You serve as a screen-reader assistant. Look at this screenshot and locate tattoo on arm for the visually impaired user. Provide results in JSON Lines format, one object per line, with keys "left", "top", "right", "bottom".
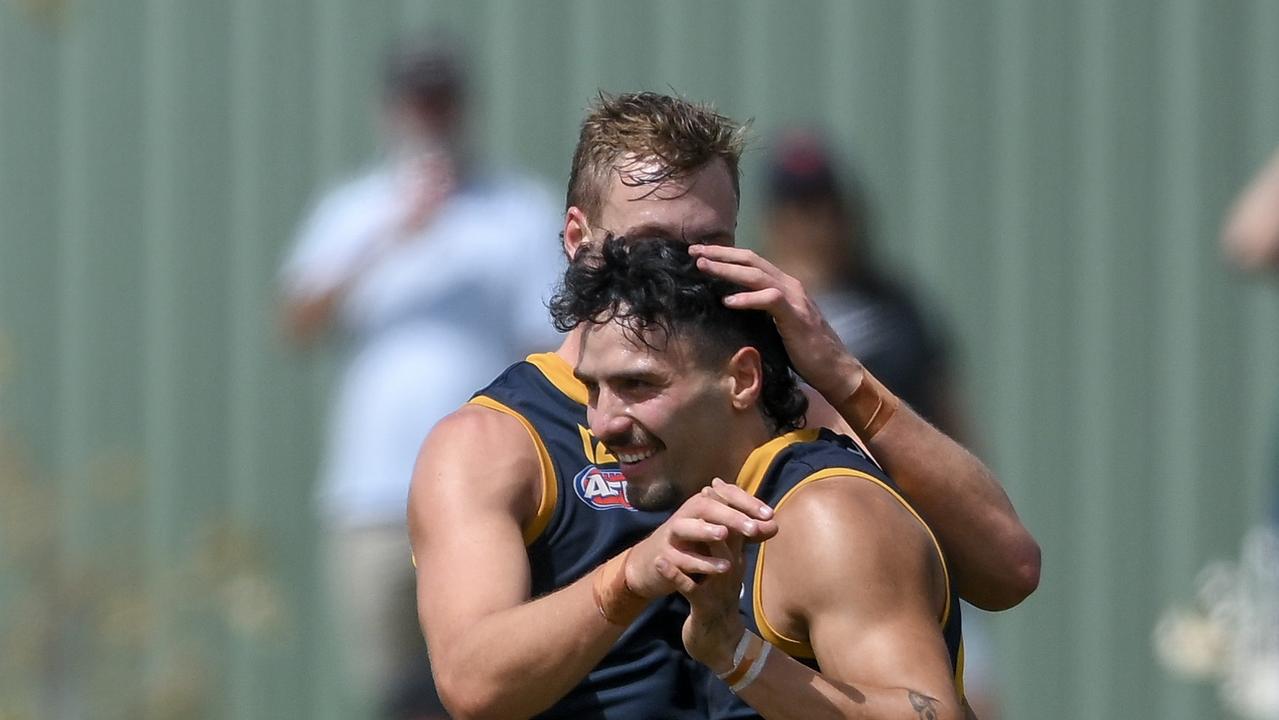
{"left": 908, "top": 690, "right": 939, "bottom": 720}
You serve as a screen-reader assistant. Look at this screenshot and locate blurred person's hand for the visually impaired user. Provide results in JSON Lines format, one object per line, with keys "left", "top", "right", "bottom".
{"left": 283, "top": 152, "right": 458, "bottom": 347}
{"left": 397, "top": 150, "right": 457, "bottom": 238}
{"left": 1223, "top": 149, "right": 1279, "bottom": 272}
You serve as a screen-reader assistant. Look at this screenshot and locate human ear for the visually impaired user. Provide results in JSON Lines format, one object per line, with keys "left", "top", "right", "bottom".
{"left": 563, "top": 206, "right": 594, "bottom": 261}
{"left": 725, "top": 347, "right": 764, "bottom": 411}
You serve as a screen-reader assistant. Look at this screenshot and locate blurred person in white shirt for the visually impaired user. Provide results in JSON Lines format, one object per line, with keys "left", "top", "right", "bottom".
{"left": 279, "top": 37, "right": 562, "bottom": 719}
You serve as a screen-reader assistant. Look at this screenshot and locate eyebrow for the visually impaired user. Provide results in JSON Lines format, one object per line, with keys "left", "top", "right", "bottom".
{"left": 574, "top": 366, "right": 665, "bottom": 387}
{"left": 619, "top": 223, "right": 733, "bottom": 245}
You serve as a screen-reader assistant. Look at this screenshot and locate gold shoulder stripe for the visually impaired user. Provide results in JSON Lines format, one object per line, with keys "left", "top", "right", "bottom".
{"left": 526, "top": 352, "right": 588, "bottom": 405}
{"left": 578, "top": 424, "right": 597, "bottom": 465}
{"left": 578, "top": 424, "right": 617, "bottom": 465}
{"left": 733, "top": 429, "right": 820, "bottom": 496}
{"left": 753, "top": 467, "right": 954, "bottom": 659}
{"left": 468, "top": 395, "right": 558, "bottom": 545}
{"left": 954, "top": 639, "right": 967, "bottom": 699}
{"left": 753, "top": 551, "right": 817, "bottom": 658}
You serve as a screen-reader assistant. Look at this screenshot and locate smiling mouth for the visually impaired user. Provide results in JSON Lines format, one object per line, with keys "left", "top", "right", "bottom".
{"left": 615, "top": 447, "right": 659, "bottom": 464}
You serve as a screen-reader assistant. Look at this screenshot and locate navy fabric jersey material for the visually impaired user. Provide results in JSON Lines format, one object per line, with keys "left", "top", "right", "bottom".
{"left": 470, "top": 352, "right": 707, "bottom": 720}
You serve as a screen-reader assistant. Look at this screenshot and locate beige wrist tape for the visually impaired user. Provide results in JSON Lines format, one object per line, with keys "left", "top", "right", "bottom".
{"left": 840, "top": 369, "right": 900, "bottom": 441}
{"left": 592, "top": 549, "right": 647, "bottom": 626}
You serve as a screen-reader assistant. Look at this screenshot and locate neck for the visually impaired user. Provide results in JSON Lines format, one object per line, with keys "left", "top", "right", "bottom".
{"left": 554, "top": 327, "right": 584, "bottom": 366}
{"left": 716, "top": 412, "right": 777, "bottom": 488}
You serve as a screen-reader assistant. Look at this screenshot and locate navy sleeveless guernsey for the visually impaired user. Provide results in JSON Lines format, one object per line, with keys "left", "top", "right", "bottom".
{"left": 704, "top": 428, "right": 965, "bottom": 720}
{"left": 470, "top": 352, "right": 707, "bottom": 720}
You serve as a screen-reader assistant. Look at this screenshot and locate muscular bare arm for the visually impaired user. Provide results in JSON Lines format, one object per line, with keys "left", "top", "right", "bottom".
{"left": 689, "top": 244, "right": 1040, "bottom": 610}
{"left": 411, "top": 405, "right": 777, "bottom": 719}
{"left": 842, "top": 386, "right": 1037, "bottom": 610}
{"left": 410, "top": 406, "right": 620, "bottom": 719}
{"left": 682, "top": 479, "right": 969, "bottom": 720}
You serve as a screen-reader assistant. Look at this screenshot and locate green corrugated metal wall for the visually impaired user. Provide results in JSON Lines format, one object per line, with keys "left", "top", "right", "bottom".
{"left": 1, "top": 1, "right": 1275, "bottom": 718}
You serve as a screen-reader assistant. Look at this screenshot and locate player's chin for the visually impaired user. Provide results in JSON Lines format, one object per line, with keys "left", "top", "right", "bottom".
{"left": 625, "top": 476, "right": 682, "bottom": 512}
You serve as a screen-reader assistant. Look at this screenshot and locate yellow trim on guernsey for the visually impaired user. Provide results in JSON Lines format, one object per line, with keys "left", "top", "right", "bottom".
{"left": 734, "top": 429, "right": 821, "bottom": 495}
{"left": 579, "top": 425, "right": 597, "bottom": 465}
{"left": 526, "top": 352, "right": 589, "bottom": 405}
{"left": 735, "top": 431, "right": 959, "bottom": 694}
{"left": 468, "top": 395, "right": 558, "bottom": 545}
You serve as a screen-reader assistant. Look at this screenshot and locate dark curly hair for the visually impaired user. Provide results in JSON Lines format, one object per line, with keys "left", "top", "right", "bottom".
{"left": 550, "top": 236, "right": 807, "bottom": 433}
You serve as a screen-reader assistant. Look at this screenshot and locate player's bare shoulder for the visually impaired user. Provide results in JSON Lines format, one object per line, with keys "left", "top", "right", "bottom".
{"left": 410, "top": 402, "right": 543, "bottom": 527}
{"left": 767, "top": 474, "right": 947, "bottom": 615}
{"left": 780, "top": 476, "right": 939, "bottom": 563}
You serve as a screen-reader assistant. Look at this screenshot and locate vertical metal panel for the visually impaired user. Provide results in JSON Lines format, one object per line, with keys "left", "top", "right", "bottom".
{"left": 1074, "top": 3, "right": 1118, "bottom": 717}
{"left": 1154, "top": 4, "right": 1212, "bottom": 716}
{"left": 0, "top": 7, "right": 63, "bottom": 719}
{"left": 2, "top": 2, "right": 1274, "bottom": 718}
{"left": 988, "top": 2, "right": 1043, "bottom": 716}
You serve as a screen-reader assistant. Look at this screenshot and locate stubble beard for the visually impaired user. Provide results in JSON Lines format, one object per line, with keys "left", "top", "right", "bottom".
{"left": 625, "top": 476, "right": 683, "bottom": 512}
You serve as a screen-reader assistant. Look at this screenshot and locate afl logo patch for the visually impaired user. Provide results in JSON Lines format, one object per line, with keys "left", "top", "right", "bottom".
{"left": 573, "top": 466, "right": 635, "bottom": 511}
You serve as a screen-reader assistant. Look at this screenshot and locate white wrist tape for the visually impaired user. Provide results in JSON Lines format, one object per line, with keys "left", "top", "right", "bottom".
{"left": 730, "top": 641, "right": 771, "bottom": 693}
{"left": 716, "top": 630, "right": 772, "bottom": 692}
{"left": 728, "top": 631, "right": 753, "bottom": 672}
{"left": 717, "top": 630, "right": 758, "bottom": 681}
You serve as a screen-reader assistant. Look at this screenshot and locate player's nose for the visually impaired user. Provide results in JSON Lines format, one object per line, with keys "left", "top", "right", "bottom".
{"left": 588, "top": 393, "right": 632, "bottom": 443}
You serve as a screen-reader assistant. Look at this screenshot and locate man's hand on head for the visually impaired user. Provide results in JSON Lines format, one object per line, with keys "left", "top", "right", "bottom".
{"left": 689, "top": 244, "right": 863, "bottom": 402}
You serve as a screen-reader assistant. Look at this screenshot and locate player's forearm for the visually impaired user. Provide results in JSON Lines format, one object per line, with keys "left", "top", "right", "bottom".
{"left": 727, "top": 649, "right": 965, "bottom": 720}
{"left": 429, "top": 573, "right": 631, "bottom": 720}
{"left": 867, "top": 406, "right": 1039, "bottom": 609}
{"left": 832, "top": 369, "right": 1040, "bottom": 610}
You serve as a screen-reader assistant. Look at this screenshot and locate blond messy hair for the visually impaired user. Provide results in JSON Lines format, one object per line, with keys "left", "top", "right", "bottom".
{"left": 566, "top": 91, "right": 748, "bottom": 223}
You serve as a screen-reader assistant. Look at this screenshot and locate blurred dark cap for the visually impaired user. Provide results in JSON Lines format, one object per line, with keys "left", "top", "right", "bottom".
{"left": 384, "top": 36, "right": 466, "bottom": 107}
{"left": 767, "top": 130, "right": 842, "bottom": 204}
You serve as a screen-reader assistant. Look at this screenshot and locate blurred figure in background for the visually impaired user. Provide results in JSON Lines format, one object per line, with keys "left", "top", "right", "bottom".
{"left": 1152, "top": 148, "right": 1279, "bottom": 720}
{"left": 1223, "top": 145, "right": 1279, "bottom": 533}
{"left": 278, "top": 37, "right": 563, "bottom": 719}
{"left": 1171, "top": 148, "right": 1279, "bottom": 720}
{"left": 1224, "top": 147, "right": 1279, "bottom": 276}
{"left": 761, "top": 129, "right": 1001, "bottom": 718}
{"left": 762, "top": 131, "right": 960, "bottom": 433}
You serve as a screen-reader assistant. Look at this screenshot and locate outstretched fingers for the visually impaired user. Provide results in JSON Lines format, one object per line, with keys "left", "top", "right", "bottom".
{"left": 689, "top": 243, "right": 783, "bottom": 275}
{"left": 693, "top": 255, "right": 777, "bottom": 289}
{"left": 653, "top": 540, "right": 729, "bottom": 594}
{"left": 631, "top": 479, "right": 778, "bottom": 598}
{"left": 688, "top": 481, "right": 777, "bottom": 542}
